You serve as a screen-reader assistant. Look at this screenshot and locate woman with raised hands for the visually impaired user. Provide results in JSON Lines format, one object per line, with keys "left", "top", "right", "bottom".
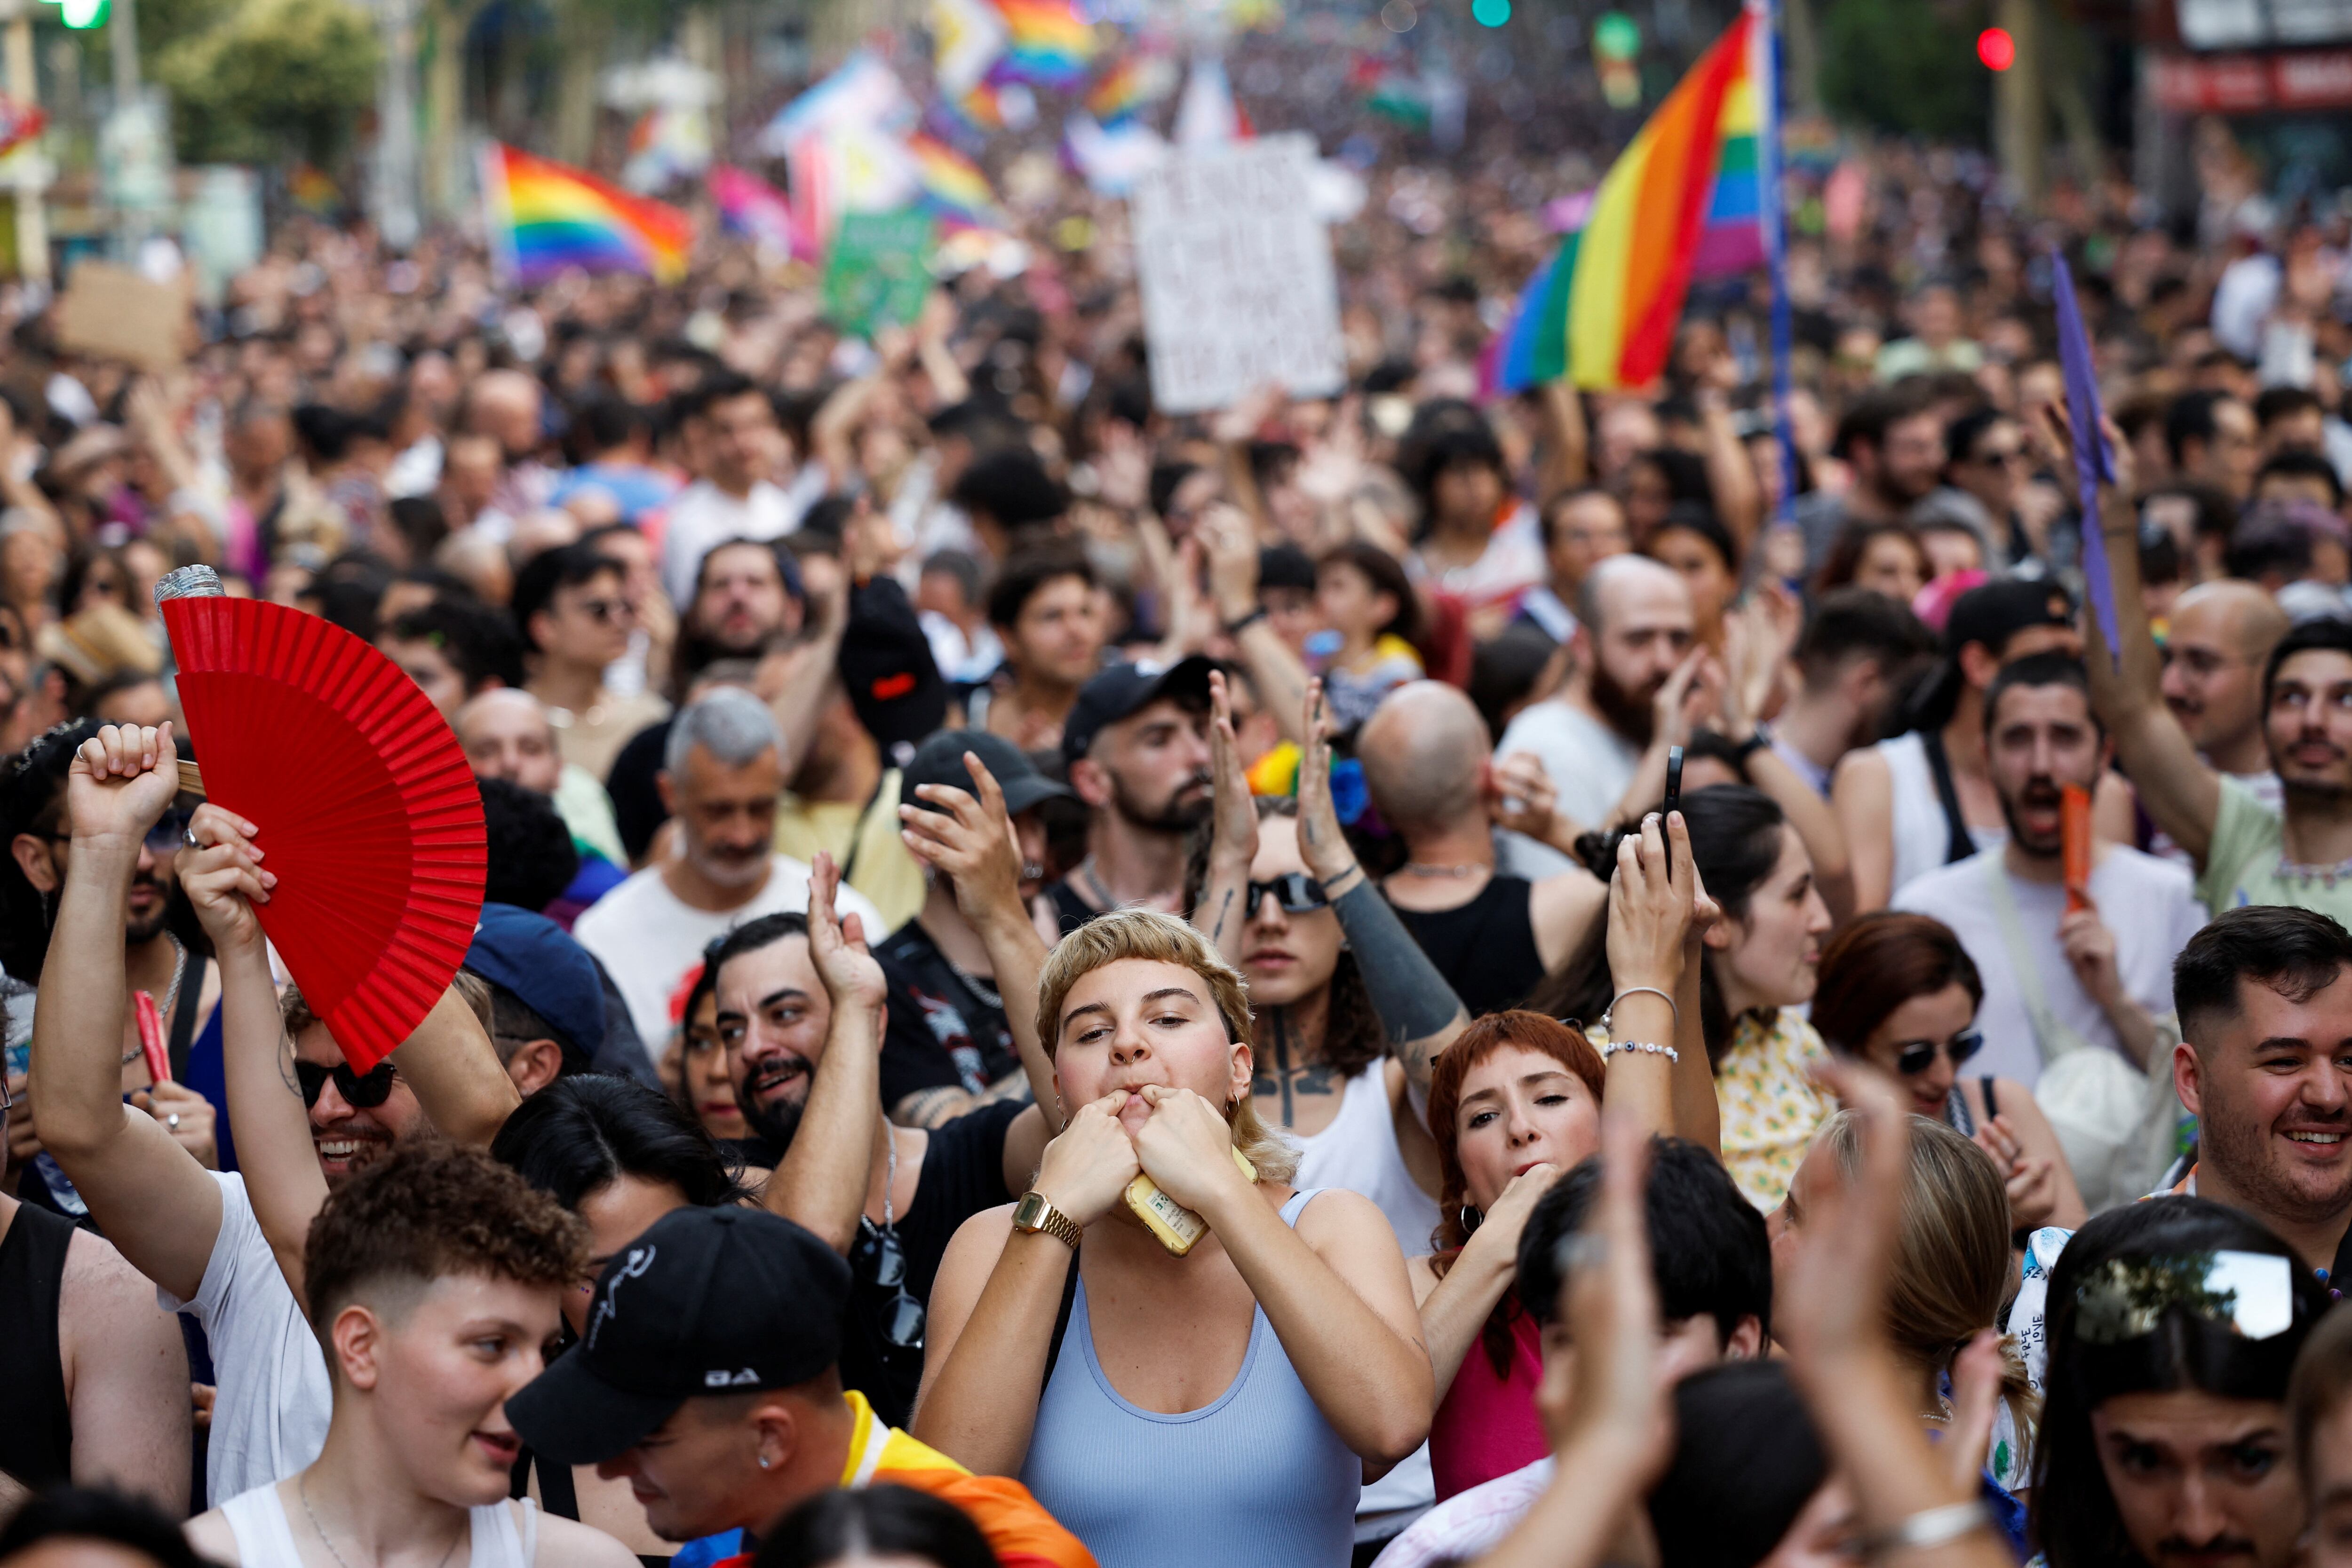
{"left": 910, "top": 902, "right": 1432, "bottom": 1568}
{"left": 1407, "top": 801, "right": 1713, "bottom": 1501}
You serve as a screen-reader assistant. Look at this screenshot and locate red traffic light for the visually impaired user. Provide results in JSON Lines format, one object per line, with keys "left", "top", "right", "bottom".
{"left": 1977, "top": 26, "right": 2016, "bottom": 69}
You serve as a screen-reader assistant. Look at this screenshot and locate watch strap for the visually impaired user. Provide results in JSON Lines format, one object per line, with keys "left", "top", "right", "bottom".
{"left": 1015, "top": 1191, "right": 1083, "bottom": 1249}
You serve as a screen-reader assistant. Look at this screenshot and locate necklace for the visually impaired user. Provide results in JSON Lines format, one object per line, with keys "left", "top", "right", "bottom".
{"left": 2276, "top": 849, "right": 2352, "bottom": 888}
{"left": 121, "top": 935, "right": 189, "bottom": 1067}
{"left": 1077, "top": 857, "right": 1117, "bottom": 911}
{"left": 938, "top": 952, "right": 1002, "bottom": 1012}
{"left": 1401, "top": 861, "right": 1489, "bottom": 878}
{"left": 299, "top": 1473, "right": 463, "bottom": 1568}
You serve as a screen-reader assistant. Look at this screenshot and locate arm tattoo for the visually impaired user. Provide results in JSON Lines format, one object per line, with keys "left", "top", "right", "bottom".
{"left": 894, "top": 1085, "right": 973, "bottom": 1129}
{"left": 1329, "top": 880, "right": 1466, "bottom": 1047}
{"left": 276, "top": 1035, "right": 302, "bottom": 1101}
{"left": 1208, "top": 888, "right": 1235, "bottom": 948}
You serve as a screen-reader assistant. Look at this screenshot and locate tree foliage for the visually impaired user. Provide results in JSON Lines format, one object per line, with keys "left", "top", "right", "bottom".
{"left": 152, "top": 0, "right": 380, "bottom": 165}
{"left": 1818, "top": 0, "right": 1991, "bottom": 144}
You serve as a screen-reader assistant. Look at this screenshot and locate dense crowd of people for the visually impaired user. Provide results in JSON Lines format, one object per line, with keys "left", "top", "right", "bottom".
{"left": 0, "top": 45, "right": 2347, "bottom": 1568}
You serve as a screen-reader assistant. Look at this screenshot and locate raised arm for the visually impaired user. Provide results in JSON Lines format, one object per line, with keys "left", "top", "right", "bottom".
{"left": 763, "top": 853, "right": 888, "bottom": 1256}
{"left": 1201, "top": 506, "right": 1310, "bottom": 745}
{"left": 1193, "top": 670, "right": 1259, "bottom": 968}
{"left": 183, "top": 803, "right": 321, "bottom": 1302}
{"left": 1831, "top": 746, "right": 1899, "bottom": 914}
{"left": 392, "top": 987, "right": 523, "bottom": 1149}
{"left": 1136, "top": 1087, "right": 1432, "bottom": 1465}
{"left": 29, "top": 724, "right": 223, "bottom": 1305}
{"left": 1295, "top": 681, "right": 1466, "bottom": 1109}
{"left": 893, "top": 751, "right": 1057, "bottom": 1175}
{"left": 911, "top": 1092, "right": 1142, "bottom": 1474}
{"left": 1596, "top": 812, "right": 1700, "bottom": 1141}
{"left": 1535, "top": 381, "right": 1590, "bottom": 501}
{"left": 2042, "top": 404, "right": 2221, "bottom": 863}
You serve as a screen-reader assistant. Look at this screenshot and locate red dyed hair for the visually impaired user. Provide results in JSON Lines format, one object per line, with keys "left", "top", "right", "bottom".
{"left": 1426, "top": 1010, "right": 1606, "bottom": 1256}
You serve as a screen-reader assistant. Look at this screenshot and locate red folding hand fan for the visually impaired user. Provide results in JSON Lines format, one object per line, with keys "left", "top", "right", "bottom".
{"left": 157, "top": 567, "right": 486, "bottom": 1071}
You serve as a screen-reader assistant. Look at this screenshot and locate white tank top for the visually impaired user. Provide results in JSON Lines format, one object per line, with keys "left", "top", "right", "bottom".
{"left": 1878, "top": 731, "right": 2002, "bottom": 901}
{"left": 220, "top": 1485, "right": 540, "bottom": 1568}
{"left": 1292, "top": 1059, "right": 1442, "bottom": 1257}
{"left": 1288, "top": 1059, "right": 1441, "bottom": 1525}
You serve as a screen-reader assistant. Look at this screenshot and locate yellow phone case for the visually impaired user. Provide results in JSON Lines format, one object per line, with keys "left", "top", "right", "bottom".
{"left": 1124, "top": 1147, "right": 1258, "bottom": 1256}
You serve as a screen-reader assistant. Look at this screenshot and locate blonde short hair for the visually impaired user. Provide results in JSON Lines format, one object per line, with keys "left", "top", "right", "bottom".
{"left": 1034, "top": 908, "right": 1297, "bottom": 1183}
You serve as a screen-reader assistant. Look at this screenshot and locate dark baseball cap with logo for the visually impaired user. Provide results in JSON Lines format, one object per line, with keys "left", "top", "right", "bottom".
{"left": 902, "top": 728, "right": 1071, "bottom": 818}
{"left": 1058, "top": 654, "right": 1217, "bottom": 768}
{"left": 1944, "top": 578, "right": 2075, "bottom": 659}
{"left": 506, "top": 1206, "right": 850, "bottom": 1466}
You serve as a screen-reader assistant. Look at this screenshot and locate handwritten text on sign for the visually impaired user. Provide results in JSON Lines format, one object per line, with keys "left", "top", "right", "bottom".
{"left": 1129, "top": 135, "right": 1345, "bottom": 415}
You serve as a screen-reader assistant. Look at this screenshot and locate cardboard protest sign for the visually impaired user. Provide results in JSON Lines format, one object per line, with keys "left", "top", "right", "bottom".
{"left": 1128, "top": 133, "right": 1345, "bottom": 415}
{"left": 56, "top": 261, "right": 190, "bottom": 372}
{"left": 821, "top": 210, "right": 937, "bottom": 340}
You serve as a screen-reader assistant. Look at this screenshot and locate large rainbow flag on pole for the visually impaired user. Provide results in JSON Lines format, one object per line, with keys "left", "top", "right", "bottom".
{"left": 1487, "top": 7, "right": 1767, "bottom": 393}
{"left": 482, "top": 144, "right": 693, "bottom": 285}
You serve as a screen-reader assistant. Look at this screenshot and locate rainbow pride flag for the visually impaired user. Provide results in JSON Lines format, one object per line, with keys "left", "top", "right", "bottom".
{"left": 992, "top": 0, "right": 1096, "bottom": 87}
{"left": 483, "top": 144, "right": 692, "bottom": 285}
{"left": 1086, "top": 54, "right": 1163, "bottom": 121}
{"left": 709, "top": 164, "right": 800, "bottom": 258}
{"left": 1486, "top": 8, "right": 1766, "bottom": 393}
{"left": 907, "top": 133, "right": 1006, "bottom": 230}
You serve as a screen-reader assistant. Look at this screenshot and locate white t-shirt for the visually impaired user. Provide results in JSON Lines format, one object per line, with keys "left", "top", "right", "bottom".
{"left": 157, "top": 1173, "right": 332, "bottom": 1504}
{"left": 573, "top": 855, "right": 886, "bottom": 1051}
{"left": 1409, "top": 503, "right": 1546, "bottom": 613}
{"left": 1371, "top": 1455, "right": 1554, "bottom": 1568}
{"left": 1496, "top": 699, "right": 1643, "bottom": 837}
{"left": 658, "top": 479, "right": 806, "bottom": 607}
{"left": 1890, "top": 845, "right": 2205, "bottom": 1089}
{"left": 1873, "top": 730, "right": 2004, "bottom": 903}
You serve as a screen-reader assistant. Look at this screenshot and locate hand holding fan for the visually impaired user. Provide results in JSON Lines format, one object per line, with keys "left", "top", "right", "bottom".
{"left": 156, "top": 567, "right": 486, "bottom": 1071}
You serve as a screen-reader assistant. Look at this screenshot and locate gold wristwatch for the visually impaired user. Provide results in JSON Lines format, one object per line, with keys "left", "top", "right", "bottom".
{"left": 1011, "top": 1190, "right": 1083, "bottom": 1250}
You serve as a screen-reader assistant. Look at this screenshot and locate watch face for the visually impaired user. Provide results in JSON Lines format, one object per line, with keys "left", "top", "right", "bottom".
{"left": 1013, "top": 1193, "right": 1049, "bottom": 1229}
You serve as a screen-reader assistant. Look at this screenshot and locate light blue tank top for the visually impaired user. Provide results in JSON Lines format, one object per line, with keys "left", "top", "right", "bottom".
{"left": 1019, "top": 1188, "right": 1361, "bottom": 1568}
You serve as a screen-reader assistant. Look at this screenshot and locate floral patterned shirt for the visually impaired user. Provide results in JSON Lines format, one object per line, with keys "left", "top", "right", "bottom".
{"left": 1715, "top": 1009, "right": 1836, "bottom": 1212}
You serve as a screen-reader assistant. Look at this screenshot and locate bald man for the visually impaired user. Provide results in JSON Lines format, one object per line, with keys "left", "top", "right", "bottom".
{"left": 1360, "top": 682, "right": 1605, "bottom": 1017}
{"left": 2162, "top": 581, "right": 2289, "bottom": 780}
{"left": 1496, "top": 554, "right": 1701, "bottom": 831}
{"left": 457, "top": 689, "right": 628, "bottom": 871}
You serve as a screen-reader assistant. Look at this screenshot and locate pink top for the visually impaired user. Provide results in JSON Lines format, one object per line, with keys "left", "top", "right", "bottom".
{"left": 1428, "top": 1304, "right": 1546, "bottom": 1502}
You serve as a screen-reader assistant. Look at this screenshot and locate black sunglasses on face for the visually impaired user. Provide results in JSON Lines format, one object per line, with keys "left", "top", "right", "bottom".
{"left": 1893, "top": 1029, "right": 1984, "bottom": 1077}
{"left": 1247, "top": 873, "right": 1328, "bottom": 914}
{"left": 294, "top": 1059, "right": 399, "bottom": 1110}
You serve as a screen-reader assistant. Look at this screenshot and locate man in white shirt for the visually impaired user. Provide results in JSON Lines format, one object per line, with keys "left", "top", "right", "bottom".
{"left": 574, "top": 688, "right": 881, "bottom": 1048}
{"left": 1891, "top": 655, "right": 2203, "bottom": 1093}
{"left": 660, "top": 374, "right": 806, "bottom": 606}
{"left": 1496, "top": 554, "right": 1699, "bottom": 834}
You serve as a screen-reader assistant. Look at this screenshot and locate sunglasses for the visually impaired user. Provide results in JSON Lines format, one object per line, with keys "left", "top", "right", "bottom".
{"left": 854, "top": 1218, "right": 926, "bottom": 1351}
{"left": 1892, "top": 1029, "right": 1984, "bottom": 1077}
{"left": 294, "top": 1059, "right": 399, "bottom": 1110}
{"left": 1246, "top": 873, "right": 1328, "bottom": 914}
{"left": 2074, "top": 1250, "right": 2296, "bottom": 1345}
{"left": 146, "top": 809, "right": 191, "bottom": 854}
{"left": 572, "top": 597, "right": 630, "bottom": 624}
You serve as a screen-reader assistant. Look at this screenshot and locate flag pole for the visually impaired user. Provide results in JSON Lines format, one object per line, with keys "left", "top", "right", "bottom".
{"left": 1754, "top": 0, "right": 1798, "bottom": 528}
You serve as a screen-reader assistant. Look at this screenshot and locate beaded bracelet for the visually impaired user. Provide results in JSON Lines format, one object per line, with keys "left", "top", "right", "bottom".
{"left": 1599, "top": 1040, "right": 1679, "bottom": 1064}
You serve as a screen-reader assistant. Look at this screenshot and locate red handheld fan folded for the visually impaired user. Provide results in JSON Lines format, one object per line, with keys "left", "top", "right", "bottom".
{"left": 158, "top": 567, "right": 485, "bottom": 1071}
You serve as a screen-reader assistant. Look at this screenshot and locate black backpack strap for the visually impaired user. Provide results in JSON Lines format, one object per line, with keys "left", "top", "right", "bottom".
{"left": 167, "top": 955, "right": 207, "bottom": 1082}
{"left": 1041, "top": 1246, "right": 1081, "bottom": 1389}
{"left": 1919, "top": 729, "right": 1978, "bottom": 865}
{"left": 509, "top": 1449, "right": 580, "bottom": 1520}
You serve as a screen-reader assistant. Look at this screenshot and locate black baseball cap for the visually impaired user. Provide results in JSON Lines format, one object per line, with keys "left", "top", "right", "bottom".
{"left": 505, "top": 1206, "right": 850, "bottom": 1466}
{"left": 1059, "top": 654, "right": 1216, "bottom": 767}
{"left": 1944, "top": 578, "right": 2075, "bottom": 658}
{"left": 839, "top": 578, "right": 949, "bottom": 770}
{"left": 903, "top": 728, "right": 1071, "bottom": 818}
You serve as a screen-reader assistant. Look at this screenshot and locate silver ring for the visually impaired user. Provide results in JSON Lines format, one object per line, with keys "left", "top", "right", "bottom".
{"left": 166, "top": 1112, "right": 181, "bottom": 1130}
{"left": 182, "top": 827, "right": 199, "bottom": 849}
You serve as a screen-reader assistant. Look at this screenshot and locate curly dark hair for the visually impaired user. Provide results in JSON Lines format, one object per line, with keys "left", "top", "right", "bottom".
{"left": 1181, "top": 797, "right": 1384, "bottom": 1080}
{"left": 0, "top": 719, "right": 95, "bottom": 983}
{"left": 303, "top": 1140, "right": 587, "bottom": 1339}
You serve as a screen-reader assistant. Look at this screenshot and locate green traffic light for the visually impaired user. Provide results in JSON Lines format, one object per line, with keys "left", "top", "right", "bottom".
{"left": 50, "top": 0, "right": 109, "bottom": 27}
{"left": 1593, "top": 10, "right": 1640, "bottom": 59}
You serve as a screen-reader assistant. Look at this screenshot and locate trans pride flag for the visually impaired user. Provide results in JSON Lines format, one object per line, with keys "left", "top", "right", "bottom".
{"left": 1486, "top": 8, "right": 1767, "bottom": 393}
{"left": 482, "top": 144, "right": 692, "bottom": 286}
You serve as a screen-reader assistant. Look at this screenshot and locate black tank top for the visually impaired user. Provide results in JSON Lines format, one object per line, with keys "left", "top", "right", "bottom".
{"left": 1044, "top": 879, "right": 1105, "bottom": 938}
{"left": 0, "top": 1200, "right": 75, "bottom": 1489}
{"left": 1389, "top": 876, "right": 1546, "bottom": 1020}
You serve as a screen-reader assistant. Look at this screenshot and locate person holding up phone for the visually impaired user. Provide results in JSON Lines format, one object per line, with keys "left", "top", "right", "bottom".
{"left": 911, "top": 901, "right": 1433, "bottom": 1568}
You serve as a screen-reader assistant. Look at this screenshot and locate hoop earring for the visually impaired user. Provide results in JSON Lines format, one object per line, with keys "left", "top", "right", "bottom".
{"left": 1460, "top": 1205, "right": 1482, "bottom": 1235}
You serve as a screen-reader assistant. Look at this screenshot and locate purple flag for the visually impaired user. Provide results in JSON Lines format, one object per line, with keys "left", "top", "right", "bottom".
{"left": 2050, "top": 247, "right": 2120, "bottom": 667}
